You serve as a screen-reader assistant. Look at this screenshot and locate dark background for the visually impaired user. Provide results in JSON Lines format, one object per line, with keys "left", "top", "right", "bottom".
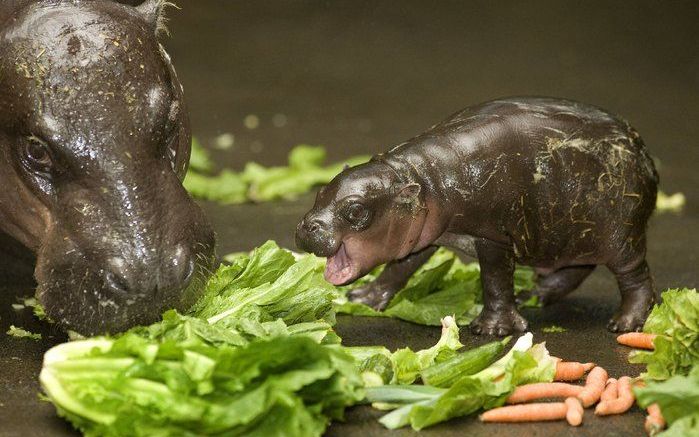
{"left": 1, "top": 1, "right": 698, "bottom": 436}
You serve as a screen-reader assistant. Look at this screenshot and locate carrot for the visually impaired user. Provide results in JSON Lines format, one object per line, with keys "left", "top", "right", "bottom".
{"left": 480, "top": 403, "right": 568, "bottom": 423}
{"left": 645, "top": 403, "right": 665, "bottom": 435}
{"left": 595, "top": 376, "right": 635, "bottom": 415}
{"left": 578, "top": 366, "right": 608, "bottom": 407}
{"left": 555, "top": 361, "right": 596, "bottom": 381}
{"left": 507, "top": 382, "right": 584, "bottom": 404}
{"left": 582, "top": 362, "right": 595, "bottom": 372}
{"left": 617, "top": 332, "right": 656, "bottom": 350}
{"left": 600, "top": 378, "right": 618, "bottom": 402}
{"left": 565, "top": 397, "right": 584, "bottom": 426}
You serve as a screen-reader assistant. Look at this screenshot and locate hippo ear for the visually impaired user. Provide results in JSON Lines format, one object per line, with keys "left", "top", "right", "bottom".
{"left": 135, "top": 0, "right": 176, "bottom": 35}
{"left": 395, "top": 183, "right": 421, "bottom": 204}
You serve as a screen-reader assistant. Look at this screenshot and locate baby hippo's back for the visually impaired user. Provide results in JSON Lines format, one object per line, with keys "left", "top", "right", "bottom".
{"left": 402, "top": 97, "right": 659, "bottom": 268}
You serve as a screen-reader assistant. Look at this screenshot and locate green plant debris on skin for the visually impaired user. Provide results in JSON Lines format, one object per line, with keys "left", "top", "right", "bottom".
{"left": 335, "top": 248, "right": 539, "bottom": 326}
{"left": 542, "top": 325, "right": 567, "bottom": 333}
{"left": 656, "top": 191, "right": 686, "bottom": 213}
{"left": 7, "top": 325, "right": 41, "bottom": 340}
{"left": 184, "top": 140, "right": 370, "bottom": 204}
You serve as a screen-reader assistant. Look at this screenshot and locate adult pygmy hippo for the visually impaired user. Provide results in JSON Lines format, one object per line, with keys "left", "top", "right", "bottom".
{"left": 0, "top": 0, "right": 215, "bottom": 335}
{"left": 297, "top": 97, "right": 658, "bottom": 335}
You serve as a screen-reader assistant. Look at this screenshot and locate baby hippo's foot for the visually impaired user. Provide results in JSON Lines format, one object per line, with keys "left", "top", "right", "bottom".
{"left": 608, "top": 289, "right": 656, "bottom": 332}
{"left": 470, "top": 308, "right": 529, "bottom": 336}
{"left": 347, "top": 283, "right": 397, "bottom": 311}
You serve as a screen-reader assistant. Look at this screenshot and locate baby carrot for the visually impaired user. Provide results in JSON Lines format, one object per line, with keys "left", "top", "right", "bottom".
{"left": 555, "top": 361, "right": 596, "bottom": 381}
{"left": 595, "top": 376, "right": 635, "bottom": 415}
{"left": 565, "top": 397, "right": 584, "bottom": 426}
{"left": 578, "top": 366, "right": 608, "bottom": 407}
{"left": 617, "top": 332, "right": 656, "bottom": 350}
{"left": 480, "top": 403, "right": 567, "bottom": 423}
{"left": 600, "top": 378, "right": 618, "bottom": 402}
{"left": 507, "top": 382, "right": 584, "bottom": 404}
{"left": 645, "top": 403, "right": 665, "bottom": 435}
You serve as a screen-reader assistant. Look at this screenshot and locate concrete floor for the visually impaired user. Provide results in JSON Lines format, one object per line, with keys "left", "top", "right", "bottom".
{"left": 1, "top": 1, "right": 698, "bottom": 436}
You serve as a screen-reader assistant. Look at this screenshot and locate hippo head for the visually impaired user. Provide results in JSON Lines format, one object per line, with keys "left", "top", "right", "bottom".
{"left": 296, "top": 160, "right": 429, "bottom": 285}
{"left": 0, "top": 0, "right": 215, "bottom": 334}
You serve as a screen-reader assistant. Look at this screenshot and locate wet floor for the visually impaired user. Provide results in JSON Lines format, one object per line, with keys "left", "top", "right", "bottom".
{"left": 1, "top": 1, "right": 698, "bottom": 436}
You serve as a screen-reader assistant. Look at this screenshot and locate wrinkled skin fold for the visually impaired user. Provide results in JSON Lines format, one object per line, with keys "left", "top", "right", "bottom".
{"left": 0, "top": 0, "right": 216, "bottom": 335}
{"left": 297, "top": 97, "right": 658, "bottom": 335}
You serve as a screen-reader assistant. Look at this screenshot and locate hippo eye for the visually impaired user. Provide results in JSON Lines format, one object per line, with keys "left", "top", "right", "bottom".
{"left": 344, "top": 202, "right": 370, "bottom": 226}
{"left": 22, "top": 136, "right": 53, "bottom": 174}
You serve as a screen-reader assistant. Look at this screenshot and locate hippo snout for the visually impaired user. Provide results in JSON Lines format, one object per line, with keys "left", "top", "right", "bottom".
{"left": 103, "top": 243, "right": 196, "bottom": 299}
{"left": 296, "top": 216, "right": 338, "bottom": 257}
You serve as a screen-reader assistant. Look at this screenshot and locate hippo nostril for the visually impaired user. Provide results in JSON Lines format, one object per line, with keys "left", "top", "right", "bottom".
{"left": 169, "top": 243, "right": 195, "bottom": 286}
{"left": 182, "top": 259, "right": 196, "bottom": 283}
{"left": 306, "top": 219, "right": 322, "bottom": 234}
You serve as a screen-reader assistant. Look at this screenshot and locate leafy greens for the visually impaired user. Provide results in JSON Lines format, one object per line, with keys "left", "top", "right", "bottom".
{"left": 184, "top": 141, "right": 369, "bottom": 204}
{"left": 629, "top": 288, "right": 699, "bottom": 380}
{"left": 336, "top": 248, "right": 538, "bottom": 326}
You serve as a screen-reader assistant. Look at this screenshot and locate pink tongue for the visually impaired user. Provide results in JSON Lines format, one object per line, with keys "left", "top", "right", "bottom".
{"left": 324, "top": 244, "right": 357, "bottom": 285}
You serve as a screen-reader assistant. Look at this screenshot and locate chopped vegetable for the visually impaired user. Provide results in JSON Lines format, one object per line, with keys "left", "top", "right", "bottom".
{"left": 336, "top": 248, "right": 539, "bottom": 326}
{"left": 345, "top": 315, "right": 464, "bottom": 385}
{"left": 635, "top": 366, "right": 699, "bottom": 436}
{"left": 364, "top": 333, "right": 558, "bottom": 430}
{"left": 420, "top": 338, "right": 508, "bottom": 388}
{"left": 565, "top": 397, "right": 584, "bottom": 426}
{"left": 656, "top": 191, "right": 686, "bottom": 213}
{"left": 506, "top": 382, "right": 583, "bottom": 404}
{"left": 577, "top": 366, "right": 608, "bottom": 407}
{"left": 645, "top": 403, "right": 665, "bottom": 436}
{"left": 595, "top": 376, "right": 635, "bottom": 415}
{"left": 618, "top": 332, "right": 657, "bottom": 350}
{"left": 601, "top": 378, "right": 619, "bottom": 402}
{"left": 480, "top": 402, "right": 568, "bottom": 423}
{"left": 184, "top": 142, "right": 369, "bottom": 204}
{"left": 554, "top": 361, "right": 595, "bottom": 381}
{"left": 629, "top": 288, "right": 699, "bottom": 380}
{"left": 7, "top": 325, "right": 41, "bottom": 340}
{"left": 542, "top": 325, "right": 566, "bottom": 333}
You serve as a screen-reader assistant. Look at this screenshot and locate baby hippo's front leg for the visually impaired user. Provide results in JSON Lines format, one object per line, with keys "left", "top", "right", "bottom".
{"left": 471, "top": 239, "right": 528, "bottom": 336}
{"left": 348, "top": 246, "right": 438, "bottom": 310}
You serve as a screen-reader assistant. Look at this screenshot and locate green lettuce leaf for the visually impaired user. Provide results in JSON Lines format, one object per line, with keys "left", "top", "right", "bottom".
{"left": 635, "top": 365, "right": 699, "bottom": 436}
{"left": 336, "top": 248, "right": 538, "bottom": 326}
{"left": 343, "top": 315, "right": 463, "bottom": 386}
{"left": 366, "top": 333, "right": 557, "bottom": 430}
{"left": 41, "top": 332, "right": 364, "bottom": 437}
{"left": 629, "top": 288, "right": 699, "bottom": 380}
{"left": 184, "top": 143, "right": 369, "bottom": 204}
{"left": 191, "top": 241, "right": 340, "bottom": 330}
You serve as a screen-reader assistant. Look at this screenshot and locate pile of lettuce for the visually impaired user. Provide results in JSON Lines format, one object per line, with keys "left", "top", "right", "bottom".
{"left": 41, "top": 242, "right": 557, "bottom": 436}
{"left": 184, "top": 140, "right": 369, "bottom": 204}
{"left": 630, "top": 288, "right": 699, "bottom": 380}
{"left": 336, "top": 248, "right": 538, "bottom": 326}
{"left": 629, "top": 288, "right": 699, "bottom": 436}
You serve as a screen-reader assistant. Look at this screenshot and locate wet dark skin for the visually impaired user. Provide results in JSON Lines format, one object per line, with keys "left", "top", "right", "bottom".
{"left": 297, "top": 97, "right": 658, "bottom": 335}
{"left": 0, "top": 0, "right": 215, "bottom": 335}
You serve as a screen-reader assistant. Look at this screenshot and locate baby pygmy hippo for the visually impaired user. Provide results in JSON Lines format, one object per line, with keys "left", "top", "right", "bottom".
{"left": 296, "top": 97, "right": 659, "bottom": 335}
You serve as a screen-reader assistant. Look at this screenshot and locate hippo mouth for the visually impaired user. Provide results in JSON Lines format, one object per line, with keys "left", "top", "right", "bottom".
{"left": 324, "top": 243, "right": 360, "bottom": 286}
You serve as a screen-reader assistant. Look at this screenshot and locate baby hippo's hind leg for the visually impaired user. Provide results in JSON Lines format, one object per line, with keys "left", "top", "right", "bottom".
{"left": 347, "top": 246, "right": 438, "bottom": 310}
{"left": 607, "top": 243, "right": 657, "bottom": 332}
{"left": 517, "top": 265, "right": 596, "bottom": 306}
